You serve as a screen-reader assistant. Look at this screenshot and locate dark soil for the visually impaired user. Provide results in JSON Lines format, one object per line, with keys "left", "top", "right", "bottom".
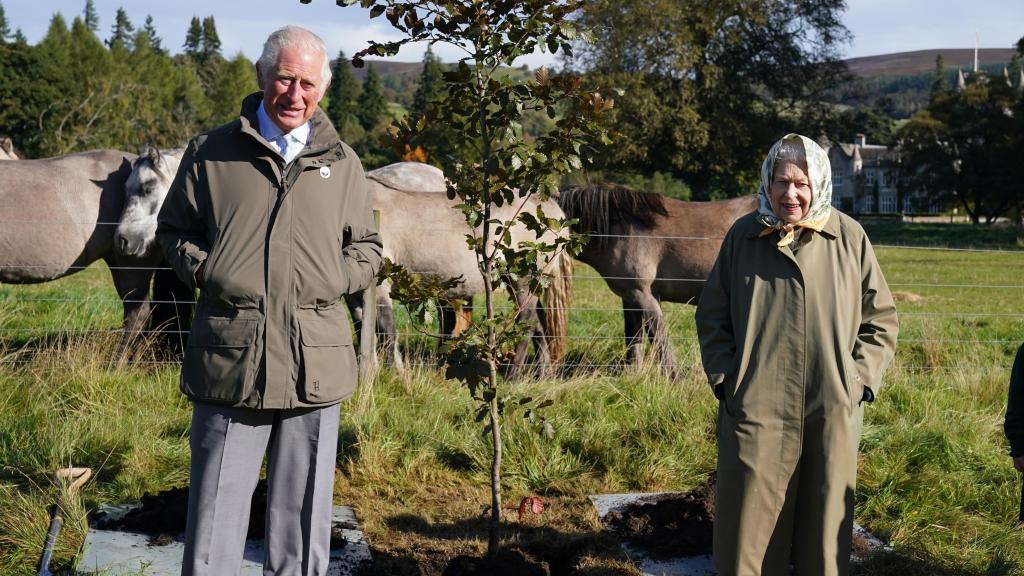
{"left": 603, "top": 475, "right": 716, "bottom": 559}
{"left": 443, "top": 548, "right": 550, "bottom": 576}
{"left": 602, "top": 474, "right": 884, "bottom": 561}
{"left": 91, "top": 480, "right": 349, "bottom": 548}
{"left": 851, "top": 532, "right": 872, "bottom": 555}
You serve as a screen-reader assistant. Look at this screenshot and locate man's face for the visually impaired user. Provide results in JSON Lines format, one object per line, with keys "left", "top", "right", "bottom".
{"left": 258, "top": 44, "right": 326, "bottom": 132}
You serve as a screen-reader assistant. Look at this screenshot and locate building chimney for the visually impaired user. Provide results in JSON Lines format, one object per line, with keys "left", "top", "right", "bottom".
{"left": 854, "top": 133, "right": 866, "bottom": 147}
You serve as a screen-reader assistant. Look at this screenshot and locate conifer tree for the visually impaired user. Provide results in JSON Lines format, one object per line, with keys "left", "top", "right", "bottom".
{"left": 143, "top": 15, "right": 162, "bottom": 53}
{"left": 11, "top": 28, "right": 25, "bottom": 45}
{"left": 410, "top": 46, "right": 444, "bottom": 118}
{"left": 409, "top": 46, "right": 450, "bottom": 162}
{"left": 0, "top": 1, "right": 10, "bottom": 42}
{"left": 326, "top": 50, "right": 360, "bottom": 134}
{"left": 83, "top": 0, "right": 99, "bottom": 33}
{"left": 183, "top": 16, "right": 202, "bottom": 57}
{"left": 107, "top": 7, "right": 135, "bottom": 50}
{"left": 200, "top": 16, "right": 221, "bottom": 62}
{"left": 357, "top": 63, "right": 387, "bottom": 130}
{"left": 39, "top": 13, "right": 71, "bottom": 66}
{"left": 930, "top": 54, "right": 946, "bottom": 102}
{"left": 209, "top": 53, "right": 257, "bottom": 126}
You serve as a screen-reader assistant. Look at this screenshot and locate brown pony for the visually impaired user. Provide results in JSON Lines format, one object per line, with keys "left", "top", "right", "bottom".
{"left": 557, "top": 184, "right": 756, "bottom": 376}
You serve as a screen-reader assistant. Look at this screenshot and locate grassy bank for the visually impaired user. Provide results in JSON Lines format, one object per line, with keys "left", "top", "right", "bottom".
{"left": 1, "top": 221, "right": 1022, "bottom": 574}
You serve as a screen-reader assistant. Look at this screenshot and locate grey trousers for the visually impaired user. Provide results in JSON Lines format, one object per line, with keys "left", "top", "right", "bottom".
{"left": 182, "top": 402, "right": 341, "bottom": 576}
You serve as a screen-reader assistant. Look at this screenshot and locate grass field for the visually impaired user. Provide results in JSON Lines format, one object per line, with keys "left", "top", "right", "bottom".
{"left": 1, "top": 222, "right": 1022, "bottom": 575}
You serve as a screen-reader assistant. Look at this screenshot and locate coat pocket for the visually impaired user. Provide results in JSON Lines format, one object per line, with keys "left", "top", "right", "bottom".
{"left": 181, "top": 311, "right": 258, "bottom": 404}
{"left": 296, "top": 306, "right": 356, "bottom": 404}
{"left": 840, "top": 353, "right": 864, "bottom": 410}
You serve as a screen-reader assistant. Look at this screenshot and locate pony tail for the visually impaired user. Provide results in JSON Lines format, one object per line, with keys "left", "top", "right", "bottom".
{"left": 541, "top": 250, "right": 573, "bottom": 363}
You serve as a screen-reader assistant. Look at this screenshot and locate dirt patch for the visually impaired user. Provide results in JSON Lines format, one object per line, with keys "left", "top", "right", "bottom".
{"left": 92, "top": 480, "right": 349, "bottom": 548}
{"left": 892, "top": 291, "right": 924, "bottom": 303}
{"left": 444, "top": 548, "right": 550, "bottom": 576}
{"left": 603, "top": 475, "right": 716, "bottom": 559}
{"left": 851, "top": 532, "right": 873, "bottom": 555}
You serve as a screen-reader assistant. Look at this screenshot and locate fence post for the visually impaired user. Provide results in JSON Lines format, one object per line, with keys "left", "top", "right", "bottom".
{"left": 358, "top": 209, "right": 381, "bottom": 385}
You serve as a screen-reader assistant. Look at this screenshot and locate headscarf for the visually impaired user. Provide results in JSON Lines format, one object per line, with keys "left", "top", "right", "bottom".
{"left": 756, "top": 134, "right": 833, "bottom": 247}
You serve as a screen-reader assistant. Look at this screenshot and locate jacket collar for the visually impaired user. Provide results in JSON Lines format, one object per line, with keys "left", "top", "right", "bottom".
{"left": 238, "top": 92, "right": 346, "bottom": 166}
{"left": 745, "top": 209, "right": 840, "bottom": 240}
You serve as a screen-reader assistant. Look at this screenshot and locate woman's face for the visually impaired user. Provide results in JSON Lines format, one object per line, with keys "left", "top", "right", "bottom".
{"left": 770, "top": 160, "right": 812, "bottom": 224}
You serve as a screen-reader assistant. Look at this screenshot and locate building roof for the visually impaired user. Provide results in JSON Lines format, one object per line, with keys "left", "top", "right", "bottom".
{"left": 829, "top": 142, "right": 898, "bottom": 168}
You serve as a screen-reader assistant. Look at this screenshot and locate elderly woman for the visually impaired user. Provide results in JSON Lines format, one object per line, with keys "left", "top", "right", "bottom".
{"left": 695, "top": 134, "right": 899, "bottom": 576}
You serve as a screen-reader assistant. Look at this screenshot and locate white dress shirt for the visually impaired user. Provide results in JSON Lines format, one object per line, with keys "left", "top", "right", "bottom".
{"left": 257, "top": 102, "right": 310, "bottom": 164}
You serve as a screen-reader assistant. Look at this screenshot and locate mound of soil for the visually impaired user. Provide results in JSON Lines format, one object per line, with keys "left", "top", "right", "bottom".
{"left": 91, "top": 480, "right": 350, "bottom": 548}
{"left": 603, "top": 475, "right": 716, "bottom": 558}
{"left": 443, "top": 548, "right": 549, "bottom": 576}
{"left": 93, "top": 481, "right": 269, "bottom": 541}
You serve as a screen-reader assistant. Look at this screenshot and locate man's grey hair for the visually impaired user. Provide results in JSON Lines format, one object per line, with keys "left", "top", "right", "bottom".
{"left": 257, "top": 26, "right": 332, "bottom": 92}
{"left": 774, "top": 136, "right": 807, "bottom": 169}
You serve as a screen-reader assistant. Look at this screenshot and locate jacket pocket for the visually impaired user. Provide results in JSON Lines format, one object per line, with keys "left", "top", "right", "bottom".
{"left": 181, "top": 310, "right": 258, "bottom": 404}
{"left": 200, "top": 227, "right": 223, "bottom": 287}
{"left": 841, "top": 353, "right": 863, "bottom": 410}
{"left": 296, "top": 305, "right": 356, "bottom": 404}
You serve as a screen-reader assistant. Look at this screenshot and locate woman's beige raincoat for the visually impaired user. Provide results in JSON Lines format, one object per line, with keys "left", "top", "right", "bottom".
{"left": 695, "top": 135, "right": 898, "bottom": 576}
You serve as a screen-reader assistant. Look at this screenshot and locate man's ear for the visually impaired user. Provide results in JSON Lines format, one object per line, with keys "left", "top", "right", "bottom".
{"left": 255, "top": 64, "right": 265, "bottom": 90}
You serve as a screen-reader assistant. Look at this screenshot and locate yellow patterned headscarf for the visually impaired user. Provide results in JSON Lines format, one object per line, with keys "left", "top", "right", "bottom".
{"left": 756, "top": 134, "right": 833, "bottom": 247}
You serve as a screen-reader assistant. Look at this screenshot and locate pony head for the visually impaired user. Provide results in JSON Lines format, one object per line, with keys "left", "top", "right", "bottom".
{"left": 115, "top": 145, "right": 182, "bottom": 257}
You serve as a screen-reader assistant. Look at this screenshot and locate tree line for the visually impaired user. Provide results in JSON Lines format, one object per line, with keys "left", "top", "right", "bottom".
{"left": 0, "top": 0, "right": 406, "bottom": 165}
{"left": 0, "top": 1, "right": 1021, "bottom": 222}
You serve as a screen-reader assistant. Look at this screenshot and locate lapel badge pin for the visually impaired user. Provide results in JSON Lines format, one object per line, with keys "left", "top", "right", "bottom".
{"left": 320, "top": 166, "right": 331, "bottom": 179}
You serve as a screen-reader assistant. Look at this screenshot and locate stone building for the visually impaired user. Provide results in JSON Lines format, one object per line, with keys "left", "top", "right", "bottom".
{"left": 826, "top": 134, "right": 915, "bottom": 214}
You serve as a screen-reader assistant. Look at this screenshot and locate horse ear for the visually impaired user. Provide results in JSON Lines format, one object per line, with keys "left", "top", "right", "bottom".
{"left": 146, "top": 145, "right": 161, "bottom": 164}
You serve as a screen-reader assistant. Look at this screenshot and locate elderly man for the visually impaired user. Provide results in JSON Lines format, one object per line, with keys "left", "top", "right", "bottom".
{"left": 156, "top": 26, "right": 382, "bottom": 575}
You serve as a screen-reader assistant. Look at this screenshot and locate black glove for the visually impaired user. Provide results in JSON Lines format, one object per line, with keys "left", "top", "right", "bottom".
{"left": 714, "top": 384, "right": 724, "bottom": 400}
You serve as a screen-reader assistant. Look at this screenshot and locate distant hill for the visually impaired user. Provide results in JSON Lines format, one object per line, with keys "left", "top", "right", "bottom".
{"left": 832, "top": 48, "right": 1022, "bottom": 118}
{"left": 844, "top": 48, "right": 1018, "bottom": 77}
{"left": 331, "top": 58, "right": 533, "bottom": 107}
{"left": 346, "top": 60, "right": 424, "bottom": 81}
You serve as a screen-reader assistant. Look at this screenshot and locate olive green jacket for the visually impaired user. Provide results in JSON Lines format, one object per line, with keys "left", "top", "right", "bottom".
{"left": 156, "top": 93, "right": 383, "bottom": 409}
{"left": 696, "top": 210, "right": 899, "bottom": 418}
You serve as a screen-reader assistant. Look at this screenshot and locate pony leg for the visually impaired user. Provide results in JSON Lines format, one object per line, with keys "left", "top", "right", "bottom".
{"left": 376, "top": 291, "right": 403, "bottom": 371}
{"left": 622, "top": 300, "right": 646, "bottom": 366}
{"left": 107, "top": 258, "right": 155, "bottom": 364}
{"left": 639, "top": 295, "right": 676, "bottom": 379}
{"left": 343, "top": 291, "right": 364, "bottom": 335}
{"left": 150, "top": 263, "right": 194, "bottom": 357}
{"left": 508, "top": 290, "right": 546, "bottom": 381}
{"left": 451, "top": 297, "right": 473, "bottom": 337}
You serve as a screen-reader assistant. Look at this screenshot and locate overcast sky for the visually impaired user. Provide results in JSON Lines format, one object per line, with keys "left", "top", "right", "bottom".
{"left": 5, "top": 1, "right": 1022, "bottom": 67}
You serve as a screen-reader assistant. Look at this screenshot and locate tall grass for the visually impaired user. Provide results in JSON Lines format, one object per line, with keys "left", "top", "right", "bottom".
{"left": 1, "top": 224, "right": 1023, "bottom": 574}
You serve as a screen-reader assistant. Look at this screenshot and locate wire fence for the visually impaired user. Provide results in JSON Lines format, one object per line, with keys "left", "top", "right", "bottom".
{"left": 2, "top": 239, "right": 1022, "bottom": 371}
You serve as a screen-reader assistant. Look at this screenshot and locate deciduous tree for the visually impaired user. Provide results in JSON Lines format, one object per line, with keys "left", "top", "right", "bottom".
{"left": 570, "top": 0, "right": 849, "bottom": 197}
{"left": 312, "top": 0, "right": 611, "bottom": 559}
{"left": 898, "top": 71, "right": 1024, "bottom": 224}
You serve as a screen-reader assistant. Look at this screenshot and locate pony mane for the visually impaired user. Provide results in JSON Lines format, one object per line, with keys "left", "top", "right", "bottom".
{"left": 556, "top": 184, "right": 669, "bottom": 242}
